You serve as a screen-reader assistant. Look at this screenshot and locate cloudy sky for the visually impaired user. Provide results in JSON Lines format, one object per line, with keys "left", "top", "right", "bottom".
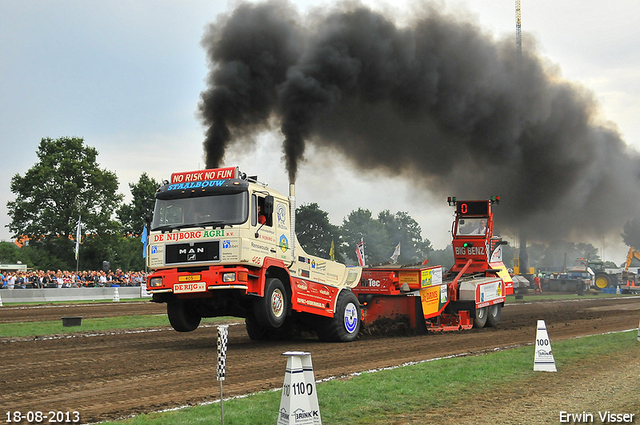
{"left": 1, "top": 1, "right": 639, "bottom": 263}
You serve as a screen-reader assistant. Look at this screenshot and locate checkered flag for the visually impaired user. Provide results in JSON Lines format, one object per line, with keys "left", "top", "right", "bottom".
{"left": 216, "top": 325, "right": 229, "bottom": 381}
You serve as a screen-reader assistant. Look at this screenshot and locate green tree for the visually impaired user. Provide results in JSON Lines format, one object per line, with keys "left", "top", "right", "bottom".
{"left": 296, "top": 203, "right": 343, "bottom": 262}
{"left": 7, "top": 137, "right": 122, "bottom": 270}
{"left": 117, "top": 172, "right": 160, "bottom": 237}
{"left": 341, "top": 209, "right": 390, "bottom": 265}
{"left": 378, "top": 210, "right": 433, "bottom": 264}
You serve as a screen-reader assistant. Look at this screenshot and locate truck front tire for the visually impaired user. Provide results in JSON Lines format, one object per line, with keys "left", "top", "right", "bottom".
{"left": 317, "top": 290, "right": 361, "bottom": 342}
{"left": 254, "top": 278, "right": 288, "bottom": 328}
{"left": 167, "top": 300, "right": 201, "bottom": 332}
{"left": 245, "top": 314, "right": 271, "bottom": 340}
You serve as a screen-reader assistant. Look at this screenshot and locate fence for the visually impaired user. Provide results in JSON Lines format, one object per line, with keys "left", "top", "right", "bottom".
{"left": 0, "top": 287, "right": 150, "bottom": 303}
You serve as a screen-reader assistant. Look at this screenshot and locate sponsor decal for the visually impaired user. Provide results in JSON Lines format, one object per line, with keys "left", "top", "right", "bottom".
{"left": 222, "top": 240, "right": 231, "bottom": 249}
{"left": 151, "top": 245, "right": 158, "bottom": 254}
{"left": 251, "top": 242, "right": 270, "bottom": 251}
{"left": 203, "top": 229, "right": 225, "bottom": 238}
{"left": 297, "top": 298, "right": 325, "bottom": 308}
{"left": 174, "top": 282, "right": 206, "bottom": 293}
{"left": 297, "top": 282, "right": 308, "bottom": 291}
{"left": 344, "top": 302, "right": 358, "bottom": 333}
{"left": 279, "top": 234, "right": 289, "bottom": 253}
{"left": 420, "top": 284, "right": 446, "bottom": 316}
{"left": 152, "top": 229, "right": 226, "bottom": 242}
{"left": 166, "top": 180, "right": 226, "bottom": 191}
{"left": 277, "top": 203, "right": 288, "bottom": 226}
{"left": 478, "top": 281, "right": 503, "bottom": 304}
{"left": 319, "top": 287, "right": 330, "bottom": 296}
{"left": 455, "top": 246, "right": 485, "bottom": 256}
{"left": 292, "top": 408, "right": 320, "bottom": 421}
{"left": 300, "top": 269, "right": 310, "bottom": 278}
{"left": 170, "top": 167, "right": 236, "bottom": 184}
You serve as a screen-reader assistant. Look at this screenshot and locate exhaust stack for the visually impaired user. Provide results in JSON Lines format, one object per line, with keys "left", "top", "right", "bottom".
{"left": 289, "top": 183, "right": 296, "bottom": 262}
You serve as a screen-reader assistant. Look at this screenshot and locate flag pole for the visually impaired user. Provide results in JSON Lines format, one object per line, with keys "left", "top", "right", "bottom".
{"left": 75, "top": 216, "right": 81, "bottom": 274}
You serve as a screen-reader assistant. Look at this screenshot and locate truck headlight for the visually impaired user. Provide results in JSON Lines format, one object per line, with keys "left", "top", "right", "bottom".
{"left": 222, "top": 272, "right": 236, "bottom": 282}
{"left": 149, "top": 277, "right": 163, "bottom": 287}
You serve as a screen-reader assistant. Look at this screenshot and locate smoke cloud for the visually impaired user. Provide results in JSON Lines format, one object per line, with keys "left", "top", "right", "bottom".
{"left": 198, "top": 1, "right": 640, "bottom": 242}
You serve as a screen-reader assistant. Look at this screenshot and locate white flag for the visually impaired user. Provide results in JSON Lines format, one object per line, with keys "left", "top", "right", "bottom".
{"left": 356, "top": 239, "right": 365, "bottom": 266}
{"left": 390, "top": 242, "right": 401, "bottom": 263}
{"left": 74, "top": 217, "right": 82, "bottom": 260}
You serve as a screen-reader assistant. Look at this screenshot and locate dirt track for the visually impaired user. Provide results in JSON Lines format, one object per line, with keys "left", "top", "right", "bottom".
{"left": 1, "top": 296, "right": 639, "bottom": 424}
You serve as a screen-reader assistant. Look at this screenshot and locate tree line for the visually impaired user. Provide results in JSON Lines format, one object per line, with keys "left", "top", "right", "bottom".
{"left": 3, "top": 137, "right": 637, "bottom": 272}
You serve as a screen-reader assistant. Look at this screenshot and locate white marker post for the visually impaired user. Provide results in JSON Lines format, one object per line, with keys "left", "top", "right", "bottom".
{"left": 534, "top": 320, "right": 557, "bottom": 372}
{"left": 637, "top": 319, "right": 639, "bottom": 342}
{"left": 277, "top": 351, "right": 322, "bottom": 425}
{"left": 113, "top": 287, "right": 120, "bottom": 302}
{"left": 0, "top": 291, "right": 3, "bottom": 307}
{"left": 216, "top": 325, "right": 229, "bottom": 425}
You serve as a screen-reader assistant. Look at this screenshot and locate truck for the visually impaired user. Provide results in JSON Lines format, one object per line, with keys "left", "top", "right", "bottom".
{"left": 353, "top": 197, "right": 513, "bottom": 332}
{"left": 145, "top": 166, "right": 362, "bottom": 342}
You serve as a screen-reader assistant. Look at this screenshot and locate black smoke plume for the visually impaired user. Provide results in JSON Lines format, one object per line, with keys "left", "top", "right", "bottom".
{"left": 199, "top": 1, "right": 640, "bottom": 242}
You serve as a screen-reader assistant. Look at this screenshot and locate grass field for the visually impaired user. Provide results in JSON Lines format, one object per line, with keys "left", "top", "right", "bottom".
{"left": 99, "top": 330, "right": 639, "bottom": 425}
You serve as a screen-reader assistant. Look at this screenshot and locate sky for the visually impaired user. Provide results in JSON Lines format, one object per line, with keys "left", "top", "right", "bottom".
{"left": 1, "top": 0, "right": 639, "bottom": 264}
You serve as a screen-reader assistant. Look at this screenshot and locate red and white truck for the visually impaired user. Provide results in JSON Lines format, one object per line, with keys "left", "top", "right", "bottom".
{"left": 145, "top": 166, "right": 362, "bottom": 341}
{"left": 145, "top": 166, "right": 511, "bottom": 341}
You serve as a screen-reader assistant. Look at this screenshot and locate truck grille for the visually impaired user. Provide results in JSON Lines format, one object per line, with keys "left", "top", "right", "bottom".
{"left": 165, "top": 241, "right": 220, "bottom": 265}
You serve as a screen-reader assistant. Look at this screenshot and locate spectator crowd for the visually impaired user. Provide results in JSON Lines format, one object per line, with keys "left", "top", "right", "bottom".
{"left": 0, "top": 269, "right": 147, "bottom": 289}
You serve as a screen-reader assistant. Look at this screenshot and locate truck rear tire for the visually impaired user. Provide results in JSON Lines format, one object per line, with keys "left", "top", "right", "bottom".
{"left": 473, "top": 307, "right": 488, "bottom": 328}
{"left": 167, "top": 300, "right": 201, "bottom": 332}
{"left": 316, "top": 290, "right": 360, "bottom": 342}
{"left": 254, "top": 278, "right": 288, "bottom": 328}
{"left": 486, "top": 304, "right": 501, "bottom": 327}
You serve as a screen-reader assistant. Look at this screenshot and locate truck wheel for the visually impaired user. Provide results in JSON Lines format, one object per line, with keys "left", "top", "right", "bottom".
{"left": 254, "top": 278, "right": 288, "bottom": 328}
{"left": 486, "top": 304, "right": 501, "bottom": 327}
{"left": 245, "top": 314, "right": 271, "bottom": 340}
{"left": 167, "top": 300, "right": 201, "bottom": 332}
{"left": 473, "top": 307, "right": 488, "bottom": 328}
{"left": 317, "top": 290, "right": 361, "bottom": 342}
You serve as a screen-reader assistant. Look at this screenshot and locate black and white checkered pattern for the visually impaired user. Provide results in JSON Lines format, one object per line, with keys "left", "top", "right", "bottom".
{"left": 216, "top": 325, "right": 229, "bottom": 381}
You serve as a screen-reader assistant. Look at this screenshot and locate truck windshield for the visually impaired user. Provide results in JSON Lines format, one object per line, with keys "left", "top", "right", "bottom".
{"left": 456, "top": 217, "right": 488, "bottom": 236}
{"left": 151, "top": 192, "right": 248, "bottom": 230}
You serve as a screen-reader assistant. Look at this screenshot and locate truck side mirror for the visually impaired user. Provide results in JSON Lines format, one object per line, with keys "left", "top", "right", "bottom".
{"left": 263, "top": 195, "right": 274, "bottom": 215}
{"left": 145, "top": 211, "right": 153, "bottom": 225}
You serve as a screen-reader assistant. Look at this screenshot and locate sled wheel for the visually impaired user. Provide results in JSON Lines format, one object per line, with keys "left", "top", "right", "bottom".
{"left": 486, "top": 304, "right": 501, "bottom": 327}
{"left": 254, "top": 278, "right": 288, "bottom": 328}
{"left": 317, "top": 290, "right": 361, "bottom": 342}
{"left": 473, "top": 306, "right": 488, "bottom": 328}
{"left": 167, "top": 300, "right": 201, "bottom": 332}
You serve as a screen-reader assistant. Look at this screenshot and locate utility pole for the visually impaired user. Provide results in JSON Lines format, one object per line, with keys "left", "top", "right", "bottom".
{"left": 516, "top": 0, "right": 522, "bottom": 67}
